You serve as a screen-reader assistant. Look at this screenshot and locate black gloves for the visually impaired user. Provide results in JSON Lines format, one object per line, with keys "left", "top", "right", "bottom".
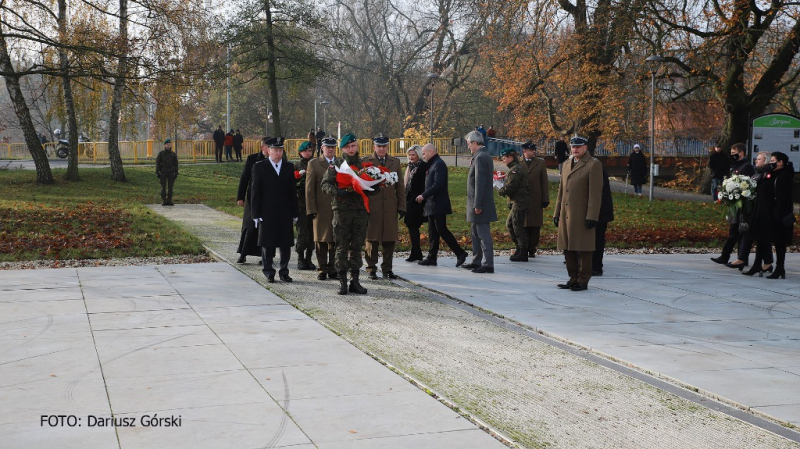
{"left": 398, "top": 210, "right": 406, "bottom": 219}
{"left": 156, "top": 172, "right": 161, "bottom": 178}
{"left": 586, "top": 219, "right": 598, "bottom": 229}
{"left": 308, "top": 213, "right": 317, "bottom": 220}
{"left": 553, "top": 217, "right": 559, "bottom": 227}
{"left": 542, "top": 202, "right": 549, "bottom": 209}
{"left": 336, "top": 188, "right": 352, "bottom": 198}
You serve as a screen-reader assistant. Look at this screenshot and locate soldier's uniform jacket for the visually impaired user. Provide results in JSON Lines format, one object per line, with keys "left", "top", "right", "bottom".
{"left": 554, "top": 154, "right": 603, "bottom": 251}
{"left": 523, "top": 156, "right": 549, "bottom": 227}
{"left": 294, "top": 156, "right": 312, "bottom": 212}
{"left": 156, "top": 149, "right": 178, "bottom": 177}
{"left": 321, "top": 154, "right": 379, "bottom": 212}
{"left": 498, "top": 160, "right": 530, "bottom": 211}
{"left": 362, "top": 153, "right": 406, "bottom": 242}
{"left": 306, "top": 155, "right": 342, "bottom": 242}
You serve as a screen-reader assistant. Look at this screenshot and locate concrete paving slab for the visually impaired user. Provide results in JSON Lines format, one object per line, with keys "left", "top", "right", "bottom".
{"left": 83, "top": 294, "right": 191, "bottom": 314}
{"left": 193, "top": 303, "right": 309, "bottom": 325}
{"left": 87, "top": 308, "right": 205, "bottom": 331}
{"left": 314, "top": 428, "right": 503, "bottom": 449}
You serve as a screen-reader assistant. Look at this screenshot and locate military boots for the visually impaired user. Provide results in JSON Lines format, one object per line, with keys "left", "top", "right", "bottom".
{"left": 348, "top": 270, "right": 368, "bottom": 294}
{"left": 305, "top": 250, "right": 316, "bottom": 270}
{"left": 510, "top": 247, "right": 528, "bottom": 262}
{"left": 297, "top": 252, "right": 310, "bottom": 270}
{"left": 337, "top": 271, "right": 348, "bottom": 295}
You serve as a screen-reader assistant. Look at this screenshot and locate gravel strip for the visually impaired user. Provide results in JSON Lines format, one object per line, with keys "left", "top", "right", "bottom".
{"left": 0, "top": 254, "right": 213, "bottom": 271}
{"left": 150, "top": 204, "right": 799, "bottom": 449}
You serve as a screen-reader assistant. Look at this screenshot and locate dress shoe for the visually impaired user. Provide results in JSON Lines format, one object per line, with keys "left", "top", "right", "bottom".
{"left": 279, "top": 274, "right": 293, "bottom": 282}
{"left": 456, "top": 252, "right": 467, "bottom": 267}
{"left": 317, "top": 272, "right": 327, "bottom": 280}
{"left": 471, "top": 265, "right": 494, "bottom": 274}
{"left": 405, "top": 255, "right": 422, "bottom": 262}
{"left": 267, "top": 275, "right": 275, "bottom": 283}
{"left": 383, "top": 271, "right": 398, "bottom": 279}
{"left": 592, "top": 269, "right": 603, "bottom": 276}
{"left": 461, "top": 262, "right": 480, "bottom": 269}
{"left": 569, "top": 283, "right": 588, "bottom": 291}
{"left": 236, "top": 255, "right": 246, "bottom": 264}
{"left": 368, "top": 271, "right": 378, "bottom": 280}
{"left": 165, "top": 202, "right": 174, "bottom": 206}
{"left": 725, "top": 261, "right": 747, "bottom": 271}
{"left": 418, "top": 258, "right": 437, "bottom": 266}
{"left": 557, "top": 281, "right": 574, "bottom": 289}
{"left": 528, "top": 251, "right": 536, "bottom": 258}
{"left": 710, "top": 255, "right": 729, "bottom": 264}
{"left": 510, "top": 253, "right": 528, "bottom": 262}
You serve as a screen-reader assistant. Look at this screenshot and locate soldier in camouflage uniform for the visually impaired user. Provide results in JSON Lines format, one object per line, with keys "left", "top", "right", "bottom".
{"left": 321, "top": 133, "right": 378, "bottom": 295}
{"left": 294, "top": 141, "right": 316, "bottom": 270}
{"left": 156, "top": 138, "right": 178, "bottom": 206}
{"left": 498, "top": 147, "right": 531, "bottom": 261}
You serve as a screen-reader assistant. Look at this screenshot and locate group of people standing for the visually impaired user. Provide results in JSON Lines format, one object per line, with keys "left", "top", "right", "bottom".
{"left": 213, "top": 126, "right": 244, "bottom": 162}
{"left": 710, "top": 143, "right": 795, "bottom": 279}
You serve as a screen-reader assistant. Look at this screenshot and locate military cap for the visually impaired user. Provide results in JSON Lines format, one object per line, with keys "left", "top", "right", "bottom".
{"left": 163, "top": 138, "right": 171, "bottom": 144}
{"left": 521, "top": 140, "right": 536, "bottom": 150}
{"left": 339, "top": 133, "right": 357, "bottom": 149}
{"left": 321, "top": 136, "right": 337, "bottom": 147}
{"left": 298, "top": 141, "right": 312, "bottom": 152}
{"left": 500, "top": 147, "right": 518, "bottom": 157}
{"left": 265, "top": 136, "right": 284, "bottom": 148}
{"left": 372, "top": 134, "right": 389, "bottom": 146}
{"left": 570, "top": 136, "right": 588, "bottom": 146}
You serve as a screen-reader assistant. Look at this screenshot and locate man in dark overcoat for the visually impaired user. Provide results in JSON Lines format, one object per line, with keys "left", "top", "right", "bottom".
{"left": 462, "top": 130, "right": 497, "bottom": 273}
{"left": 156, "top": 139, "right": 178, "bottom": 206}
{"left": 212, "top": 126, "right": 225, "bottom": 163}
{"left": 236, "top": 138, "right": 268, "bottom": 264}
{"left": 251, "top": 137, "right": 299, "bottom": 283}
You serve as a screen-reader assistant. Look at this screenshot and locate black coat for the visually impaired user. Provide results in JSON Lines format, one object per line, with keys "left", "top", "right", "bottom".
{"left": 213, "top": 129, "right": 225, "bottom": 146}
{"left": 750, "top": 167, "right": 794, "bottom": 245}
{"left": 555, "top": 141, "right": 569, "bottom": 164}
{"left": 420, "top": 153, "right": 453, "bottom": 216}
{"left": 598, "top": 163, "right": 614, "bottom": 224}
{"left": 251, "top": 159, "right": 299, "bottom": 249}
{"left": 730, "top": 159, "right": 755, "bottom": 177}
{"left": 404, "top": 161, "right": 428, "bottom": 228}
{"left": 233, "top": 133, "right": 244, "bottom": 150}
{"left": 627, "top": 151, "right": 647, "bottom": 185}
{"left": 708, "top": 151, "right": 731, "bottom": 179}
{"left": 236, "top": 152, "right": 267, "bottom": 256}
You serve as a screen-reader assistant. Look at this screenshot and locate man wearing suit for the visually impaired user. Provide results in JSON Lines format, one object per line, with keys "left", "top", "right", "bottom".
{"left": 462, "top": 130, "right": 497, "bottom": 273}
{"left": 251, "top": 137, "right": 299, "bottom": 283}
{"left": 363, "top": 134, "right": 406, "bottom": 279}
{"left": 553, "top": 136, "right": 603, "bottom": 291}
{"left": 306, "top": 137, "right": 342, "bottom": 280}
{"left": 520, "top": 141, "right": 550, "bottom": 258}
{"left": 417, "top": 144, "right": 468, "bottom": 267}
{"left": 235, "top": 138, "right": 268, "bottom": 264}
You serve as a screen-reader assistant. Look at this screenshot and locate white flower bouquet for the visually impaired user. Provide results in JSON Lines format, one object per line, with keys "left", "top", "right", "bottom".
{"left": 718, "top": 174, "right": 756, "bottom": 218}
{"left": 492, "top": 171, "right": 506, "bottom": 190}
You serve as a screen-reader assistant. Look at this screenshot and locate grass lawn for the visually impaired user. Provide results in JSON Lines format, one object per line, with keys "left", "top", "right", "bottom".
{"left": 0, "top": 162, "right": 751, "bottom": 262}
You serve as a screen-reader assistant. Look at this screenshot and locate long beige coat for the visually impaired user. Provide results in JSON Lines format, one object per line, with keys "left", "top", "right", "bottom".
{"left": 305, "top": 156, "right": 341, "bottom": 242}
{"left": 363, "top": 153, "right": 406, "bottom": 242}
{"left": 554, "top": 155, "right": 603, "bottom": 251}
{"left": 523, "top": 157, "right": 550, "bottom": 227}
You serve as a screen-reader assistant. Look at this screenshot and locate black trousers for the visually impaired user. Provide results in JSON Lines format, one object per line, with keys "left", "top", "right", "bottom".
{"left": 721, "top": 223, "right": 741, "bottom": 259}
{"left": 427, "top": 214, "right": 464, "bottom": 259}
{"left": 593, "top": 222, "right": 608, "bottom": 270}
{"left": 261, "top": 246, "right": 290, "bottom": 278}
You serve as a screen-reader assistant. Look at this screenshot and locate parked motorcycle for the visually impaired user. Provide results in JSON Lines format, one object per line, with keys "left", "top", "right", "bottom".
{"left": 52, "top": 130, "right": 91, "bottom": 159}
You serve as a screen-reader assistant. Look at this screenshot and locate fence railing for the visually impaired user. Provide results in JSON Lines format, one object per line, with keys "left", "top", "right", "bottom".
{"left": 1, "top": 137, "right": 717, "bottom": 162}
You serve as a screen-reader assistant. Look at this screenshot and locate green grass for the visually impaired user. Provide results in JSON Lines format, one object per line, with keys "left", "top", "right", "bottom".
{"left": 0, "top": 162, "right": 737, "bottom": 262}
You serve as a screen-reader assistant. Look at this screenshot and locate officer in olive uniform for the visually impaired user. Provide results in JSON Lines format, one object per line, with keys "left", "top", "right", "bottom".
{"left": 497, "top": 147, "right": 531, "bottom": 261}
{"left": 156, "top": 138, "right": 178, "bottom": 206}
{"left": 294, "top": 141, "right": 316, "bottom": 270}
{"left": 306, "top": 137, "right": 342, "bottom": 280}
{"left": 321, "top": 133, "right": 378, "bottom": 295}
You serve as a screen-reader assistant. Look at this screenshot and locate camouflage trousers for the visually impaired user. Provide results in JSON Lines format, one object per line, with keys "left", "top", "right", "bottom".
{"left": 506, "top": 207, "right": 529, "bottom": 250}
{"left": 332, "top": 210, "right": 368, "bottom": 272}
{"left": 295, "top": 209, "right": 314, "bottom": 253}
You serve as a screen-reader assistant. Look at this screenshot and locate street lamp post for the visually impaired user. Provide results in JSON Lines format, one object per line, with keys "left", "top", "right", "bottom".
{"left": 320, "top": 100, "right": 330, "bottom": 136}
{"left": 427, "top": 73, "right": 439, "bottom": 141}
{"left": 646, "top": 55, "right": 663, "bottom": 202}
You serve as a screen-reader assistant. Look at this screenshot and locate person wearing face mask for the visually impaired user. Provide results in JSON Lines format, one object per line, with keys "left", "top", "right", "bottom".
{"left": 710, "top": 143, "right": 755, "bottom": 269}
{"left": 747, "top": 151, "right": 795, "bottom": 279}
{"left": 627, "top": 144, "right": 647, "bottom": 196}
{"left": 741, "top": 152, "right": 774, "bottom": 276}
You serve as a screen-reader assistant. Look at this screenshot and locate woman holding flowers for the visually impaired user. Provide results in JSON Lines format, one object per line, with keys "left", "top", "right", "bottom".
{"left": 710, "top": 143, "right": 754, "bottom": 269}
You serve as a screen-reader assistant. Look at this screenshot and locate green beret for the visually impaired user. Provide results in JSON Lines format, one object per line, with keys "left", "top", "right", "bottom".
{"left": 164, "top": 138, "right": 171, "bottom": 144}
{"left": 298, "top": 141, "right": 312, "bottom": 152}
{"left": 340, "top": 133, "right": 357, "bottom": 149}
{"left": 500, "top": 147, "right": 518, "bottom": 157}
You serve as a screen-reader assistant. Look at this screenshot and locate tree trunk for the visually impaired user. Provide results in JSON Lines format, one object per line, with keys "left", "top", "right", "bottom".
{"left": 58, "top": 0, "right": 79, "bottom": 181}
{"left": 107, "top": 0, "right": 128, "bottom": 182}
{"left": 0, "top": 31, "right": 53, "bottom": 184}
{"left": 264, "top": 0, "right": 282, "bottom": 137}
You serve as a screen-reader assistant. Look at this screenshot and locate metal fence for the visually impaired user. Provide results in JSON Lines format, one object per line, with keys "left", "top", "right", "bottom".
{"left": 1, "top": 137, "right": 716, "bottom": 162}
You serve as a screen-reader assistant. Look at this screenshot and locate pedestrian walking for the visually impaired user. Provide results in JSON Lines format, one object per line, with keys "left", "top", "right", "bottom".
{"left": 498, "top": 148, "right": 531, "bottom": 261}
{"left": 306, "top": 136, "right": 342, "bottom": 280}
{"left": 155, "top": 138, "right": 178, "bottom": 206}
{"left": 742, "top": 152, "right": 775, "bottom": 277}
{"left": 294, "top": 141, "right": 316, "bottom": 271}
{"left": 461, "top": 130, "right": 497, "bottom": 273}
{"left": 627, "top": 144, "right": 647, "bottom": 195}
{"left": 235, "top": 138, "right": 268, "bottom": 264}
{"left": 710, "top": 143, "right": 755, "bottom": 268}
{"left": 520, "top": 141, "right": 549, "bottom": 257}
{"left": 553, "top": 136, "right": 603, "bottom": 291}
{"left": 404, "top": 145, "right": 428, "bottom": 262}
{"left": 251, "top": 137, "right": 299, "bottom": 283}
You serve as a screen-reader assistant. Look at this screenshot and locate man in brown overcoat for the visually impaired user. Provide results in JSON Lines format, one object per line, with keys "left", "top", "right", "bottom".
{"left": 520, "top": 141, "right": 550, "bottom": 258}
{"left": 305, "top": 137, "right": 342, "bottom": 280}
{"left": 553, "top": 136, "right": 603, "bottom": 291}
{"left": 364, "top": 134, "right": 406, "bottom": 279}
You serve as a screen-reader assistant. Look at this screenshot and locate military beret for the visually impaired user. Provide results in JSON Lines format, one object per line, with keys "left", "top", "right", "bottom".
{"left": 570, "top": 136, "right": 588, "bottom": 146}
{"left": 265, "top": 136, "right": 284, "bottom": 148}
{"left": 521, "top": 140, "right": 536, "bottom": 150}
{"left": 372, "top": 134, "right": 389, "bottom": 146}
{"left": 340, "top": 133, "right": 357, "bottom": 149}
{"left": 163, "top": 138, "right": 171, "bottom": 144}
{"left": 321, "top": 136, "right": 337, "bottom": 147}
{"left": 298, "top": 141, "right": 312, "bottom": 152}
{"left": 500, "top": 147, "right": 518, "bottom": 157}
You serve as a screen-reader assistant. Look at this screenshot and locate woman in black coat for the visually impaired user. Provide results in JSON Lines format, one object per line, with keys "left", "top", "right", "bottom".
{"left": 746, "top": 151, "right": 794, "bottom": 279}
{"left": 627, "top": 144, "right": 648, "bottom": 195}
{"left": 403, "top": 145, "right": 428, "bottom": 261}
